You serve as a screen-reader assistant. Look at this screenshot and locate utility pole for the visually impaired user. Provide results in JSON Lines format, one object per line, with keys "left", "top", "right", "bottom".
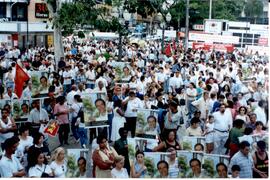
{"left": 209, "top": 0, "right": 212, "bottom": 19}
{"left": 184, "top": 0, "right": 189, "bottom": 52}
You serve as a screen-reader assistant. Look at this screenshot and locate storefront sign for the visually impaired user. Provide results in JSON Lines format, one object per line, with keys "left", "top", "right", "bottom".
{"left": 35, "top": 3, "right": 49, "bottom": 18}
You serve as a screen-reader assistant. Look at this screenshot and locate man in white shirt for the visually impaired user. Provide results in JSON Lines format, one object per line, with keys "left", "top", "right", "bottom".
{"left": 122, "top": 91, "right": 143, "bottom": 137}
{"left": 169, "top": 71, "right": 183, "bottom": 93}
{"left": 95, "top": 74, "right": 108, "bottom": 88}
{"left": 192, "top": 91, "right": 210, "bottom": 120}
{"left": 3, "top": 87, "right": 18, "bottom": 100}
{"left": 27, "top": 100, "right": 49, "bottom": 135}
{"left": 212, "top": 103, "right": 233, "bottom": 154}
{"left": 67, "top": 85, "right": 78, "bottom": 105}
{"left": 0, "top": 136, "right": 25, "bottom": 177}
{"left": 62, "top": 65, "right": 72, "bottom": 95}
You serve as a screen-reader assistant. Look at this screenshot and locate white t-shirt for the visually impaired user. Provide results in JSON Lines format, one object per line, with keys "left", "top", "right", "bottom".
{"left": 124, "top": 97, "right": 143, "bottom": 117}
{"left": 0, "top": 155, "right": 23, "bottom": 177}
{"left": 111, "top": 168, "right": 129, "bottom": 178}
{"left": 28, "top": 164, "right": 53, "bottom": 177}
{"left": 50, "top": 161, "right": 67, "bottom": 178}
{"left": 63, "top": 70, "right": 72, "bottom": 85}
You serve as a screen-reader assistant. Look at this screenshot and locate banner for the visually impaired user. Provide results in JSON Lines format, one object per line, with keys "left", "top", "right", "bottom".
{"left": 192, "top": 42, "right": 234, "bottom": 53}
{"left": 82, "top": 92, "right": 108, "bottom": 128}
{"left": 135, "top": 109, "right": 159, "bottom": 139}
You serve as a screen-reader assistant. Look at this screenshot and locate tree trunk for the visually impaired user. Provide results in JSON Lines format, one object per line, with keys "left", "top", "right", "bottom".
{"left": 54, "top": 26, "right": 64, "bottom": 70}
{"left": 46, "top": 0, "right": 64, "bottom": 71}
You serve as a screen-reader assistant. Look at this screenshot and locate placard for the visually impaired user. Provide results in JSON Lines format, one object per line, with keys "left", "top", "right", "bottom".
{"left": 66, "top": 149, "right": 90, "bottom": 177}
{"left": 202, "top": 154, "right": 230, "bottom": 177}
{"left": 82, "top": 92, "right": 108, "bottom": 128}
{"left": 135, "top": 109, "right": 160, "bottom": 139}
{"left": 182, "top": 136, "right": 206, "bottom": 152}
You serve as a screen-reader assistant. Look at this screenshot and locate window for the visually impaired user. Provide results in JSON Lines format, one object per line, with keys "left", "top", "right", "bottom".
{"left": 0, "top": 3, "right": 6, "bottom": 18}
{"left": 12, "top": 3, "right": 27, "bottom": 21}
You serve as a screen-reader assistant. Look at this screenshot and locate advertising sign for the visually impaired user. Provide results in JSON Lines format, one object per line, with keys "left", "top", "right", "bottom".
{"left": 192, "top": 42, "right": 234, "bottom": 53}
{"left": 35, "top": 3, "right": 49, "bottom": 18}
{"left": 189, "top": 32, "right": 239, "bottom": 44}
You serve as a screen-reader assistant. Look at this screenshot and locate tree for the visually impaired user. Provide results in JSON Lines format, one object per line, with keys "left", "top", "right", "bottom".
{"left": 244, "top": 0, "right": 264, "bottom": 24}
{"left": 46, "top": 0, "right": 124, "bottom": 69}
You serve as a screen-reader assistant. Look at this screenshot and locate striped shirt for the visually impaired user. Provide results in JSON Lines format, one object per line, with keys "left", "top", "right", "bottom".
{"left": 229, "top": 151, "right": 253, "bottom": 178}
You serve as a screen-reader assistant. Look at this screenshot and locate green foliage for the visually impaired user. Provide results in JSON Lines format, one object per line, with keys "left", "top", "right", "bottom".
{"left": 244, "top": 0, "right": 264, "bottom": 23}
{"left": 202, "top": 159, "right": 215, "bottom": 177}
{"left": 83, "top": 98, "right": 96, "bottom": 115}
{"left": 128, "top": 144, "right": 135, "bottom": 158}
{"left": 144, "top": 157, "right": 155, "bottom": 177}
{"left": 114, "top": 66, "right": 123, "bottom": 82}
{"left": 66, "top": 155, "right": 77, "bottom": 177}
{"left": 182, "top": 141, "right": 192, "bottom": 150}
{"left": 13, "top": 101, "right": 21, "bottom": 118}
{"left": 178, "top": 156, "right": 189, "bottom": 178}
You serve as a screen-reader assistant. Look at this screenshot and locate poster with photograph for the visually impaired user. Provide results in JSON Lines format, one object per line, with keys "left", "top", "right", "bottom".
{"left": 12, "top": 99, "right": 31, "bottom": 123}
{"left": 66, "top": 149, "right": 90, "bottom": 178}
{"left": 177, "top": 150, "right": 204, "bottom": 178}
{"left": 202, "top": 154, "right": 230, "bottom": 178}
{"left": 113, "top": 62, "right": 130, "bottom": 83}
{"left": 135, "top": 109, "right": 159, "bottom": 139}
{"left": 143, "top": 152, "right": 169, "bottom": 178}
{"left": 182, "top": 136, "right": 206, "bottom": 152}
{"left": 82, "top": 92, "right": 108, "bottom": 128}
{"left": 30, "top": 71, "right": 49, "bottom": 98}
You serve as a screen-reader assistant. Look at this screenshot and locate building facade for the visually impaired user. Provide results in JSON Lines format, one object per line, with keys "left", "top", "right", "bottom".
{"left": 0, "top": 0, "right": 53, "bottom": 49}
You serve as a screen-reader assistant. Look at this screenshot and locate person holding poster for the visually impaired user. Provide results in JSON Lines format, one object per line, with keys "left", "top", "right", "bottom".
{"left": 123, "top": 91, "right": 143, "bottom": 138}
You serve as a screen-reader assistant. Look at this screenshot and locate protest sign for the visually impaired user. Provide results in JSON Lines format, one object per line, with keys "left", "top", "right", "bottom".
{"left": 135, "top": 109, "right": 159, "bottom": 139}
{"left": 202, "top": 153, "right": 230, "bottom": 177}
{"left": 182, "top": 136, "right": 206, "bottom": 152}
{"left": 177, "top": 150, "right": 204, "bottom": 178}
{"left": 82, "top": 92, "right": 108, "bottom": 128}
{"left": 66, "top": 149, "right": 90, "bottom": 177}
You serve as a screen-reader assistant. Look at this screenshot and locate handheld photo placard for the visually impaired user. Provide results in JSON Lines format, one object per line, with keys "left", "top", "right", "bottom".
{"left": 30, "top": 71, "right": 49, "bottom": 98}
{"left": 202, "top": 154, "right": 230, "bottom": 178}
{"left": 182, "top": 136, "right": 206, "bottom": 152}
{"left": 66, "top": 149, "right": 90, "bottom": 178}
{"left": 177, "top": 150, "right": 204, "bottom": 178}
{"left": 82, "top": 92, "right": 108, "bottom": 128}
{"left": 136, "top": 109, "right": 160, "bottom": 139}
{"left": 12, "top": 99, "right": 31, "bottom": 123}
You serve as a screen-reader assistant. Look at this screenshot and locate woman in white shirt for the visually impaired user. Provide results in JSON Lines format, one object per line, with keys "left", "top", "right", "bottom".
{"left": 50, "top": 147, "right": 67, "bottom": 178}
{"left": 27, "top": 149, "right": 53, "bottom": 178}
{"left": 111, "top": 155, "right": 129, "bottom": 178}
{"left": 235, "top": 106, "right": 250, "bottom": 123}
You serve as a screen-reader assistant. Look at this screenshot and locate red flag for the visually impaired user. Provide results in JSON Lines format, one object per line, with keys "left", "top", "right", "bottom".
{"left": 14, "top": 64, "right": 30, "bottom": 98}
{"left": 165, "top": 44, "right": 172, "bottom": 56}
{"left": 44, "top": 121, "right": 59, "bottom": 137}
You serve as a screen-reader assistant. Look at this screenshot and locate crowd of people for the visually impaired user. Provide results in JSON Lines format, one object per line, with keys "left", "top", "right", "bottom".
{"left": 0, "top": 37, "right": 268, "bottom": 178}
